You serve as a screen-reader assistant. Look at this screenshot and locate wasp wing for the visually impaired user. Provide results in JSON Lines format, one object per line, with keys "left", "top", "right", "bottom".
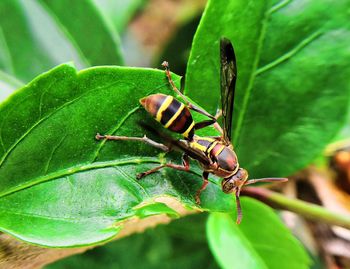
{"left": 220, "top": 38, "right": 237, "bottom": 145}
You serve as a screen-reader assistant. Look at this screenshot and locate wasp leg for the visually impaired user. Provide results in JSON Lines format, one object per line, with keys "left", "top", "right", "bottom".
{"left": 215, "top": 109, "right": 222, "bottom": 120}
{"left": 195, "top": 171, "right": 209, "bottom": 205}
{"left": 190, "top": 106, "right": 224, "bottom": 134}
{"left": 162, "top": 61, "right": 224, "bottom": 135}
{"left": 234, "top": 178, "right": 288, "bottom": 224}
{"left": 213, "top": 123, "right": 224, "bottom": 136}
{"left": 235, "top": 187, "right": 243, "bottom": 224}
{"left": 162, "top": 61, "right": 217, "bottom": 121}
{"left": 194, "top": 120, "right": 216, "bottom": 130}
{"left": 137, "top": 153, "right": 190, "bottom": 179}
{"left": 213, "top": 109, "right": 224, "bottom": 135}
{"left": 194, "top": 119, "right": 223, "bottom": 136}
{"left": 95, "top": 133, "right": 169, "bottom": 152}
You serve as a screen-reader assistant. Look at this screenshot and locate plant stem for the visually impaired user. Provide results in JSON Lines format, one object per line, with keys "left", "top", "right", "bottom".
{"left": 242, "top": 187, "right": 350, "bottom": 229}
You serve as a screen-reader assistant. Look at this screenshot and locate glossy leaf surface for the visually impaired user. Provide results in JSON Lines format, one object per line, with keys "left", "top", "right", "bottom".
{"left": 207, "top": 198, "right": 311, "bottom": 269}
{"left": 185, "top": 0, "right": 350, "bottom": 178}
{"left": 0, "top": 64, "right": 233, "bottom": 247}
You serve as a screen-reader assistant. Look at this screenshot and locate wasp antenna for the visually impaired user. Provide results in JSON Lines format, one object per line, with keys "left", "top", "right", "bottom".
{"left": 245, "top": 177, "right": 288, "bottom": 186}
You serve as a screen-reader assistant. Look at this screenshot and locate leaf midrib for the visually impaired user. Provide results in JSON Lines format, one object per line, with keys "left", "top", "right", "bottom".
{"left": 0, "top": 208, "right": 115, "bottom": 222}
{"left": 233, "top": 3, "right": 271, "bottom": 146}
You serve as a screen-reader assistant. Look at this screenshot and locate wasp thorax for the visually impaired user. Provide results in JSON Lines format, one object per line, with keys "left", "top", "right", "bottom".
{"left": 221, "top": 168, "right": 249, "bottom": 194}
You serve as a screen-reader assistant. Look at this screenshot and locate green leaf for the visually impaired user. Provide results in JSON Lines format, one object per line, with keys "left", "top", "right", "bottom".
{"left": 41, "top": 0, "right": 123, "bottom": 65}
{"left": 93, "top": 0, "right": 147, "bottom": 33}
{"left": 185, "top": 0, "right": 350, "bottom": 178}
{"left": 0, "top": 0, "right": 122, "bottom": 82}
{"left": 0, "top": 64, "right": 233, "bottom": 247}
{"left": 45, "top": 214, "right": 219, "bottom": 269}
{"left": 207, "top": 198, "right": 311, "bottom": 269}
{"left": 134, "top": 202, "right": 180, "bottom": 219}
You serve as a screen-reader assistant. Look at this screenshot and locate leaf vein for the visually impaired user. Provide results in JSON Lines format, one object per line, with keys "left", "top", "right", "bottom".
{"left": 90, "top": 76, "right": 181, "bottom": 163}
{"left": 113, "top": 166, "right": 150, "bottom": 201}
{"left": 269, "top": 0, "right": 293, "bottom": 14}
{"left": 38, "top": 79, "right": 57, "bottom": 119}
{"left": 0, "top": 80, "right": 130, "bottom": 168}
{"left": 256, "top": 29, "right": 323, "bottom": 75}
{"left": 91, "top": 106, "right": 140, "bottom": 162}
{"left": 44, "top": 133, "right": 68, "bottom": 174}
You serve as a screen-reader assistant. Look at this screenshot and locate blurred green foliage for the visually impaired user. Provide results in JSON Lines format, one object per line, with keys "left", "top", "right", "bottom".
{"left": 207, "top": 198, "right": 310, "bottom": 269}
{"left": 45, "top": 214, "right": 220, "bottom": 269}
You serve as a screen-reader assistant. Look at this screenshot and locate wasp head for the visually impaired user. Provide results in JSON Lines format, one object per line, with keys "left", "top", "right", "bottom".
{"left": 221, "top": 168, "right": 248, "bottom": 194}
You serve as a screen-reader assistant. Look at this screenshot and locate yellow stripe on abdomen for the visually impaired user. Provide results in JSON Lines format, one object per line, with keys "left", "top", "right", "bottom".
{"left": 182, "top": 121, "right": 195, "bottom": 138}
{"left": 165, "top": 103, "right": 185, "bottom": 128}
{"left": 156, "top": 96, "right": 173, "bottom": 122}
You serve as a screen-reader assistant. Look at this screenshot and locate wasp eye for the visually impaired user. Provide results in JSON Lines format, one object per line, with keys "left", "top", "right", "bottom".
{"left": 221, "top": 178, "right": 235, "bottom": 194}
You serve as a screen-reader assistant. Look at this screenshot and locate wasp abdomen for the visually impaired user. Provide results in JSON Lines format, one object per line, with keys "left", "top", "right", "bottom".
{"left": 140, "top": 94, "right": 194, "bottom": 139}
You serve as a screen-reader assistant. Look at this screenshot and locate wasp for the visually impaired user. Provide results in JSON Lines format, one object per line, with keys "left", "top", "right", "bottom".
{"left": 96, "top": 38, "right": 287, "bottom": 223}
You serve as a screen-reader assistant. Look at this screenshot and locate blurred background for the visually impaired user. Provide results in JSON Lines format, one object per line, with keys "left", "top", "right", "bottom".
{"left": 0, "top": 0, "right": 206, "bottom": 91}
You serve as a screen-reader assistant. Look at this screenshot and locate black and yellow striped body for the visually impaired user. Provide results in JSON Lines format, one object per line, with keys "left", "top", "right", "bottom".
{"left": 140, "top": 94, "right": 195, "bottom": 140}
{"left": 190, "top": 136, "right": 239, "bottom": 178}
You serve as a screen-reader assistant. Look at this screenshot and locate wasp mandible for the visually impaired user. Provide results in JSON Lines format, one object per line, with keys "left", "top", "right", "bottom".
{"left": 96, "top": 38, "right": 288, "bottom": 224}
